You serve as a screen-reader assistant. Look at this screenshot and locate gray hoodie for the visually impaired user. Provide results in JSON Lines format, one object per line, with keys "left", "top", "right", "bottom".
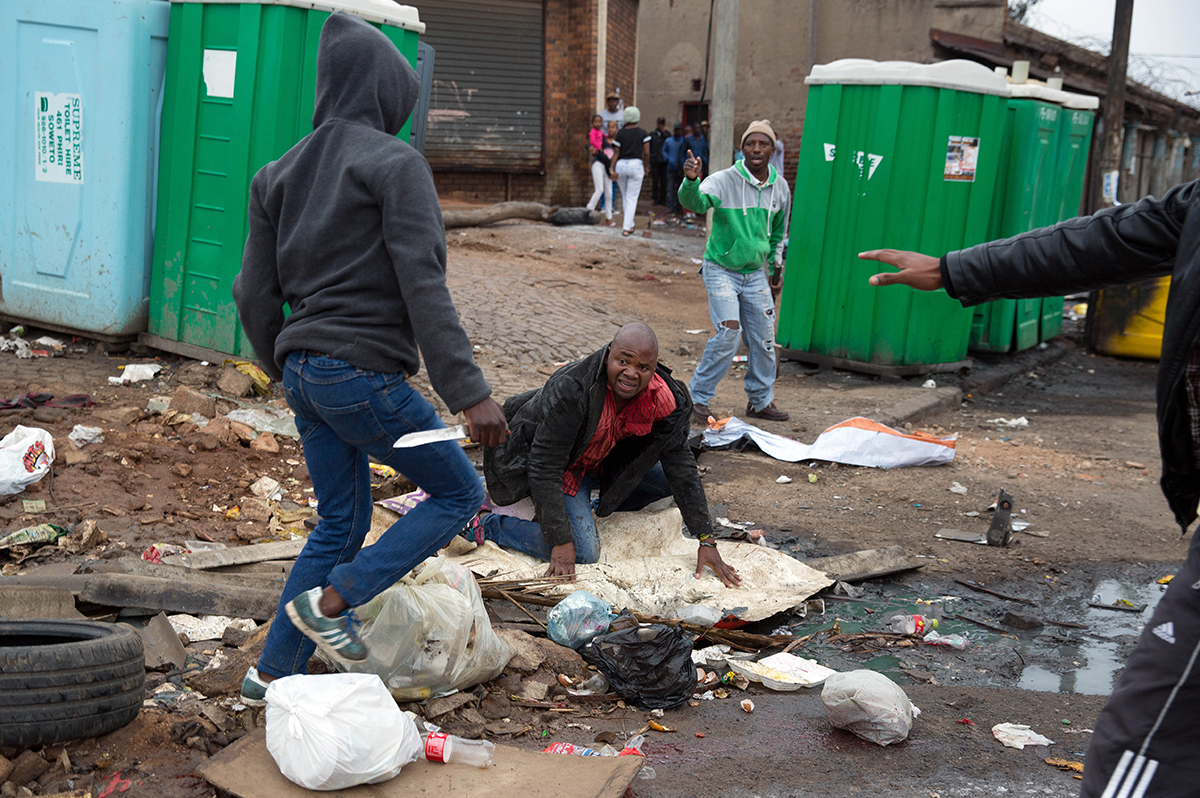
{"left": 233, "top": 11, "right": 490, "bottom": 414}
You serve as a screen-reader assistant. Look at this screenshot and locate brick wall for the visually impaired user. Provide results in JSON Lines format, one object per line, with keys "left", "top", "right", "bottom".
{"left": 433, "top": 0, "right": 609, "bottom": 207}
{"left": 607, "top": 0, "right": 638, "bottom": 106}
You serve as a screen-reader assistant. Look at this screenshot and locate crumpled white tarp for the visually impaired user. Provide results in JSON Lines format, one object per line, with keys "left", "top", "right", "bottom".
{"left": 426, "top": 508, "right": 833, "bottom": 623}
{"left": 701, "top": 416, "right": 956, "bottom": 467}
{"left": 992, "top": 723, "right": 1055, "bottom": 749}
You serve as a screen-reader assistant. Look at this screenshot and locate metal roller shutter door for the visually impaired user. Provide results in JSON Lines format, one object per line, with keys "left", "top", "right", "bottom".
{"left": 418, "top": 0, "right": 543, "bottom": 171}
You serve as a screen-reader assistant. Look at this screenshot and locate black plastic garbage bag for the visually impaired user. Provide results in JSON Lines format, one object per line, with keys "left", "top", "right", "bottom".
{"left": 580, "top": 623, "right": 695, "bottom": 710}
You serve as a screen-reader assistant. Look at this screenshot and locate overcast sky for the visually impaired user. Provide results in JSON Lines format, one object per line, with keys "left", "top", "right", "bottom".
{"left": 1025, "top": 0, "right": 1199, "bottom": 104}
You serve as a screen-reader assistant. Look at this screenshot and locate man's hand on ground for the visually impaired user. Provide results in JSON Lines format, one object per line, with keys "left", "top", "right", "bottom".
{"left": 858, "top": 250, "right": 943, "bottom": 291}
{"left": 545, "top": 542, "right": 576, "bottom": 580}
{"left": 682, "top": 149, "right": 702, "bottom": 180}
{"left": 463, "top": 398, "right": 509, "bottom": 448}
{"left": 696, "top": 546, "right": 742, "bottom": 588}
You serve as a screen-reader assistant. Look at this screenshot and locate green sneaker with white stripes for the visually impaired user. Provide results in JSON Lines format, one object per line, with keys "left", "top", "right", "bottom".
{"left": 284, "top": 587, "right": 368, "bottom": 666}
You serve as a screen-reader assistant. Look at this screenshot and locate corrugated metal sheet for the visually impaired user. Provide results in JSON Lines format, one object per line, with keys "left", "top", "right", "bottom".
{"left": 417, "top": 0, "right": 543, "bottom": 171}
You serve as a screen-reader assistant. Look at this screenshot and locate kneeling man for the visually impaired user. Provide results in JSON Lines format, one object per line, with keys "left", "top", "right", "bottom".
{"left": 476, "top": 322, "right": 741, "bottom": 587}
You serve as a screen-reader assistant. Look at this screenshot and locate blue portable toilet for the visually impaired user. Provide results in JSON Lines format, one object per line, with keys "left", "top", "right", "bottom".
{"left": 0, "top": 0, "right": 170, "bottom": 339}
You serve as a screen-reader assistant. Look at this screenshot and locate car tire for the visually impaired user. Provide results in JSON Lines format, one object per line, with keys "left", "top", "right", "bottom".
{"left": 0, "top": 620, "right": 145, "bottom": 747}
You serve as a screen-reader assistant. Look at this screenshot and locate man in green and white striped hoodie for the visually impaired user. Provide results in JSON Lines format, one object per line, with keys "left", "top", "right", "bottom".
{"left": 679, "top": 120, "right": 791, "bottom": 423}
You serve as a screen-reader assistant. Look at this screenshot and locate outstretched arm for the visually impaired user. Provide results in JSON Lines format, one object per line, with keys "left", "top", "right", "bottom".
{"left": 859, "top": 250, "right": 943, "bottom": 291}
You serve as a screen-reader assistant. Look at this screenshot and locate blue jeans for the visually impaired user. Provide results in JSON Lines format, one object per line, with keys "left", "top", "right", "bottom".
{"left": 688, "top": 263, "right": 778, "bottom": 410}
{"left": 479, "top": 464, "right": 672, "bottom": 562}
{"left": 257, "top": 351, "right": 484, "bottom": 679}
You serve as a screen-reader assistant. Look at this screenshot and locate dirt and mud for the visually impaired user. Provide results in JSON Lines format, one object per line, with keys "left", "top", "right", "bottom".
{"left": 0, "top": 216, "right": 1178, "bottom": 797}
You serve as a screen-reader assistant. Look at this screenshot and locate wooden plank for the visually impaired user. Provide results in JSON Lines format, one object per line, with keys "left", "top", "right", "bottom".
{"left": 162, "top": 539, "right": 305, "bottom": 570}
{"left": 803, "top": 546, "right": 921, "bottom": 582}
{"left": 80, "top": 574, "right": 281, "bottom": 620}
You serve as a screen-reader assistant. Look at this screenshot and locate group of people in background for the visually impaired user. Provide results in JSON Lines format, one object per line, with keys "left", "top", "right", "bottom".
{"left": 587, "top": 92, "right": 722, "bottom": 229}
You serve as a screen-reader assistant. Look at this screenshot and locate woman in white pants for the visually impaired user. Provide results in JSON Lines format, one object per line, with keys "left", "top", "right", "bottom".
{"left": 609, "top": 107, "right": 650, "bottom": 237}
{"left": 584, "top": 115, "right": 613, "bottom": 222}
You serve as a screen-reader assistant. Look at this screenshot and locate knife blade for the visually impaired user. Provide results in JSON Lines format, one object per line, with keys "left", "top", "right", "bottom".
{"left": 392, "top": 424, "right": 470, "bottom": 449}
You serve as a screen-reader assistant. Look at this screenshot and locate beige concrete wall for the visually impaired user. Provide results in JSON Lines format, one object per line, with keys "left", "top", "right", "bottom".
{"left": 636, "top": 0, "right": 1006, "bottom": 181}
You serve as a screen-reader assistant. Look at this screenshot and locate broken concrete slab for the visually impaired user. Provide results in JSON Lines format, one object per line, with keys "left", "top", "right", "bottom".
{"left": 135, "top": 612, "right": 188, "bottom": 669}
{"left": 803, "top": 545, "right": 922, "bottom": 583}
{"left": 494, "top": 629, "right": 586, "bottom": 674}
{"left": 217, "top": 367, "right": 255, "bottom": 399}
{"left": 162, "top": 540, "right": 305, "bottom": 570}
{"left": 424, "top": 692, "right": 476, "bottom": 719}
{"left": 0, "top": 585, "right": 83, "bottom": 619}
{"left": 0, "top": 575, "right": 91, "bottom": 596}
{"left": 170, "top": 386, "right": 216, "bottom": 419}
{"left": 7, "top": 751, "right": 49, "bottom": 788}
{"left": 79, "top": 574, "right": 280, "bottom": 620}
{"left": 197, "top": 729, "right": 642, "bottom": 798}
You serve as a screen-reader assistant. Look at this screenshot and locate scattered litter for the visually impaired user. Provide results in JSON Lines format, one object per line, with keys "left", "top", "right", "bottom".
{"left": 691, "top": 644, "right": 733, "bottom": 666}
{"left": 142, "top": 542, "right": 190, "bottom": 562}
{"left": 168, "top": 615, "right": 256, "bottom": 642}
{"left": 675, "top": 604, "right": 722, "bottom": 625}
{"left": 0, "top": 425, "right": 55, "bottom": 495}
{"left": 0, "top": 523, "right": 68, "bottom": 550}
{"left": 701, "top": 416, "right": 956, "bottom": 467}
{"left": 34, "top": 336, "right": 65, "bottom": 355}
{"left": 923, "top": 630, "right": 969, "bottom": 650}
{"left": 109, "top": 363, "right": 162, "bottom": 385}
{"left": 581, "top": 623, "right": 696, "bottom": 710}
{"left": 690, "top": 258, "right": 703, "bottom": 265}
{"left": 222, "top": 360, "right": 272, "bottom": 395}
{"left": 249, "top": 476, "right": 282, "bottom": 500}
{"left": 740, "top": 699, "right": 755, "bottom": 713}
{"left": 729, "top": 652, "right": 836, "bottom": 690}
{"left": 992, "top": 723, "right": 1054, "bottom": 749}
{"left": 68, "top": 425, "right": 105, "bottom": 447}
{"left": 1158, "top": 575, "right": 1175, "bottom": 585}
{"left": 776, "top": 475, "right": 793, "bottom": 484}
{"left": 22, "top": 499, "right": 46, "bottom": 514}
{"left": 347, "top": 558, "right": 512, "bottom": 700}
{"left": 715, "top": 517, "right": 752, "bottom": 531}
{"left": 265, "top": 673, "right": 423, "bottom": 790}
{"left": 1045, "top": 758, "right": 1084, "bottom": 777}
{"left": 808, "top": 474, "right": 818, "bottom": 483}
{"left": 377, "top": 488, "right": 430, "bottom": 516}
{"left": 731, "top": 355, "right": 748, "bottom": 363}
{"left": 546, "top": 590, "right": 613, "bottom": 649}
{"left": 949, "top": 481, "right": 968, "bottom": 495}
{"left": 822, "top": 670, "right": 919, "bottom": 746}
{"left": 1088, "top": 596, "right": 1147, "bottom": 613}
{"left": 986, "top": 416, "right": 1030, "bottom": 428}
{"left": 922, "top": 379, "right": 937, "bottom": 389}
{"left": 226, "top": 407, "right": 299, "bottom": 439}
{"left": 567, "top": 672, "right": 611, "bottom": 697}
{"left": 684, "top": 329, "right": 706, "bottom": 335}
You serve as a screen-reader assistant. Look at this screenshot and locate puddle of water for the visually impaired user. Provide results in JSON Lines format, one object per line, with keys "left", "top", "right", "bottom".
{"left": 802, "top": 578, "right": 1168, "bottom": 695}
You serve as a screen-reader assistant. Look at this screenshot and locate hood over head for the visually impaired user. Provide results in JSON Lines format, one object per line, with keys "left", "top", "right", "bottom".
{"left": 313, "top": 11, "right": 419, "bottom": 135}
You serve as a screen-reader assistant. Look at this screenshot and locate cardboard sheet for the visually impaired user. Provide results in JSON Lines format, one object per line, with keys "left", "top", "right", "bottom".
{"left": 442, "top": 508, "right": 833, "bottom": 622}
{"left": 197, "top": 729, "right": 642, "bottom": 798}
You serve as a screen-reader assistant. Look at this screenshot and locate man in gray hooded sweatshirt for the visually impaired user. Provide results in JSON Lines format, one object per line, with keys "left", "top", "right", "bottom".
{"left": 232, "top": 11, "right": 507, "bottom": 701}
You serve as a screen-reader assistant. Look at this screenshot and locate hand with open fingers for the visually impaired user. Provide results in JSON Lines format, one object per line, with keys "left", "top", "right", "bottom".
{"left": 462, "top": 397, "right": 509, "bottom": 448}
{"left": 859, "top": 249, "right": 943, "bottom": 291}
{"left": 696, "top": 545, "right": 742, "bottom": 588}
{"left": 682, "top": 149, "right": 702, "bottom": 180}
{"left": 545, "top": 542, "right": 577, "bottom": 580}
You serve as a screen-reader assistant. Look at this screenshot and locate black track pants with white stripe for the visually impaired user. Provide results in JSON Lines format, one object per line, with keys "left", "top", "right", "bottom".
{"left": 1082, "top": 531, "right": 1200, "bottom": 797}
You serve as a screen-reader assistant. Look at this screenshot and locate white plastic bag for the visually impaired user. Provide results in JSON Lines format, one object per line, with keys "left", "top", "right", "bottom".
{"left": 347, "top": 557, "right": 512, "bottom": 699}
{"left": 265, "top": 673, "right": 422, "bottom": 790}
{"left": 0, "top": 426, "right": 55, "bottom": 496}
{"left": 547, "top": 590, "right": 613, "bottom": 649}
{"left": 821, "top": 670, "right": 919, "bottom": 746}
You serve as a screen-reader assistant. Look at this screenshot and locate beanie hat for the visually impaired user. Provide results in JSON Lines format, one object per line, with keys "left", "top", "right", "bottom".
{"left": 623, "top": 106, "right": 641, "bottom": 124}
{"left": 740, "top": 119, "right": 776, "bottom": 148}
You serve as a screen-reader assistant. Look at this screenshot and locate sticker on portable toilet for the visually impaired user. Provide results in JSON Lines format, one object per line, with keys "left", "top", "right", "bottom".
{"left": 943, "top": 135, "right": 979, "bottom": 182}
{"left": 33, "top": 92, "right": 84, "bottom": 184}
{"left": 203, "top": 49, "right": 238, "bottom": 99}
{"left": 823, "top": 143, "right": 836, "bottom": 162}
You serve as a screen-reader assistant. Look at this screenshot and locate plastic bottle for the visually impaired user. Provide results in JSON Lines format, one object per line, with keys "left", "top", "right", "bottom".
{"left": 888, "top": 614, "right": 938, "bottom": 635}
{"left": 923, "top": 630, "right": 969, "bottom": 650}
{"left": 422, "top": 732, "right": 495, "bottom": 768}
{"left": 542, "top": 742, "right": 602, "bottom": 756}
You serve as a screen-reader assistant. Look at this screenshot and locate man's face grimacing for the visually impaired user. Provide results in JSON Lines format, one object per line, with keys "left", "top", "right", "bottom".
{"left": 742, "top": 133, "right": 774, "bottom": 172}
{"left": 605, "top": 340, "right": 658, "bottom": 402}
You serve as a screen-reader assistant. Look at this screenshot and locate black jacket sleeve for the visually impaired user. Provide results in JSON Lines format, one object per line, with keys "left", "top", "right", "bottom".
{"left": 233, "top": 177, "right": 287, "bottom": 382}
{"left": 525, "top": 385, "right": 589, "bottom": 548}
{"left": 944, "top": 182, "right": 1191, "bottom": 305}
{"left": 658, "top": 433, "right": 714, "bottom": 540}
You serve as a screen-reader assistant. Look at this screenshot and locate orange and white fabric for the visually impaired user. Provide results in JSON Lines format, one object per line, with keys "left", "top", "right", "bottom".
{"left": 701, "top": 416, "right": 956, "bottom": 467}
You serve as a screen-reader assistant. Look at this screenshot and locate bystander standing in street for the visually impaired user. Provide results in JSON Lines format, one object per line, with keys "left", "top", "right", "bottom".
{"left": 662, "top": 124, "right": 685, "bottom": 213}
{"left": 679, "top": 120, "right": 790, "bottom": 423}
{"left": 609, "top": 107, "right": 651, "bottom": 237}
{"left": 598, "top": 91, "right": 623, "bottom": 129}
{"left": 649, "top": 117, "right": 669, "bottom": 207}
{"left": 584, "top": 114, "right": 613, "bottom": 224}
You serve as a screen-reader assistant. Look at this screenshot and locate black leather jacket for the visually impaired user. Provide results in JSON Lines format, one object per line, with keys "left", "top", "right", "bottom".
{"left": 941, "top": 178, "right": 1200, "bottom": 531}
{"left": 483, "top": 347, "right": 712, "bottom": 548}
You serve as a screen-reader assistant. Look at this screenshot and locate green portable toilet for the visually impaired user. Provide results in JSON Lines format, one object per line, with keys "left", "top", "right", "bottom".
{"left": 969, "top": 82, "right": 1097, "bottom": 353}
{"left": 147, "top": 0, "right": 423, "bottom": 358}
{"left": 777, "top": 59, "right": 1008, "bottom": 372}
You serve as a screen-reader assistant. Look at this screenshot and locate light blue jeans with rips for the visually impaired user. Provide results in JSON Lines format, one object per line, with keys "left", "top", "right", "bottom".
{"left": 688, "top": 262, "right": 777, "bottom": 411}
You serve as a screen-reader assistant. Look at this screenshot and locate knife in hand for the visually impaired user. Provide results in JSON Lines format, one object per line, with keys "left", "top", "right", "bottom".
{"left": 393, "top": 424, "right": 471, "bottom": 449}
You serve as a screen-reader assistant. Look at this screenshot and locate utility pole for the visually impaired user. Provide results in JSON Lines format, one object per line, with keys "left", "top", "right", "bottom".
{"left": 1094, "top": 0, "right": 1133, "bottom": 210}
{"left": 710, "top": 0, "right": 739, "bottom": 176}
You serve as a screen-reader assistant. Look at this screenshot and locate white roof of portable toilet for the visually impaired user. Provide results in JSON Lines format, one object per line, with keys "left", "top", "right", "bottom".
{"left": 169, "top": 0, "right": 424, "bottom": 32}
{"left": 805, "top": 59, "right": 1010, "bottom": 96}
